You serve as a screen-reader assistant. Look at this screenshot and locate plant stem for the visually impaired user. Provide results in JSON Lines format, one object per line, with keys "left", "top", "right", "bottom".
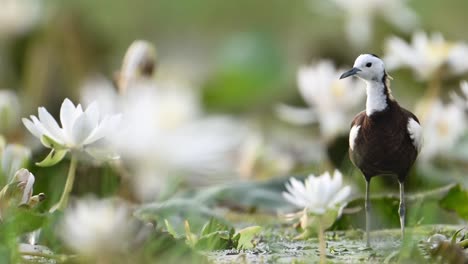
{"left": 318, "top": 217, "right": 327, "bottom": 264}
{"left": 51, "top": 155, "right": 78, "bottom": 212}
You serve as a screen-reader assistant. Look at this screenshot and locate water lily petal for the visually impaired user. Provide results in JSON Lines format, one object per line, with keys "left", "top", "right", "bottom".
{"left": 71, "top": 114, "right": 95, "bottom": 146}
{"left": 38, "top": 107, "right": 65, "bottom": 143}
{"left": 329, "top": 186, "right": 351, "bottom": 208}
{"left": 84, "top": 114, "right": 121, "bottom": 145}
{"left": 282, "top": 191, "right": 306, "bottom": 208}
{"left": 22, "top": 118, "right": 42, "bottom": 139}
{"left": 31, "top": 115, "right": 63, "bottom": 145}
{"left": 84, "top": 102, "right": 100, "bottom": 129}
{"left": 60, "top": 98, "right": 78, "bottom": 139}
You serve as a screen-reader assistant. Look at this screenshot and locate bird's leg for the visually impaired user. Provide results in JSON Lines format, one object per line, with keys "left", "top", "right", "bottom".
{"left": 398, "top": 181, "right": 406, "bottom": 240}
{"left": 365, "top": 179, "right": 371, "bottom": 248}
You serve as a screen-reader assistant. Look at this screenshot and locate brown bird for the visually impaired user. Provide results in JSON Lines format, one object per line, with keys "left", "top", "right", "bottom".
{"left": 340, "top": 54, "right": 422, "bottom": 247}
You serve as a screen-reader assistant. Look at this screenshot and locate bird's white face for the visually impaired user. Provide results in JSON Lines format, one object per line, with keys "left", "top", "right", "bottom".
{"left": 340, "top": 54, "right": 386, "bottom": 82}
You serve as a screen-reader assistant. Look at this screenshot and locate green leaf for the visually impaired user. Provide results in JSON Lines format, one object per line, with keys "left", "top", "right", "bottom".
{"left": 440, "top": 185, "right": 468, "bottom": 220}
{"left": 0, "top": 208, "right": 48, "bottom": 235}
{"left": 179, "top": 218, "right": 237, "bottom": 250}
{"left": 235, "top": 226, "right": 262, "bottom": 250}
{"left": 35, "top": 148, "right": 68, "bottom": 167}
{"left": 451, "top": 228, "right": 465, "bottom": 244}
{"left": 195, "top": 230, "right": 232, "bottom": 250}
{"left": 200, "top": 218, "right": 232, "bottom": 236}
{"left": 165, "top": 219, "right": 178, "bottom": 238}
{"left": 184, "top": 221, "right": 197, "bottom": 248}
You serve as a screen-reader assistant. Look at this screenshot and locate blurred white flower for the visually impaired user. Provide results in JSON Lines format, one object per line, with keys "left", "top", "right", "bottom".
{"left": 81, "top": 77, "right": 246, "bottom": 200}
{"left": 329, "top": 0, "right": 418, "bottom": 47}
{"left": 1, "top": 144, "right": 31, "bottom": 180}
{"left": 384, "top": 31, "right": 468, "bottom": 80}
{"left": 81, "top": 77, "right": 120, "bottom": 116}
{"left": 117, "top": 85, "right": 246, "bottom": 200}
{"left": 0, "top": 0, "right": 42, "bottom": 37}
{"left": 60, "top": 197, "right": 137, "bottom": 257}
{"left": 450, "top": 81, "right": 468, "bottom": 110}
{"left": 238, "top": 128, "right": 326, "bottom": 179}
{"left": 419, "top": 100, "right": 466, "bottom": 161}
{"left": 22, "top": 98, "right": 121, "bottom": 159}
{"left": 0, "top": 90, "right": 20, "bottom": 133}
{"left": 277, "top": 60, "right": 365, "bottom": 140}
{"left": 283, "top": 170, "right": 351, "bottom": 215}
{"left": 81, "top": 40, "right": 248, "bottom": 200}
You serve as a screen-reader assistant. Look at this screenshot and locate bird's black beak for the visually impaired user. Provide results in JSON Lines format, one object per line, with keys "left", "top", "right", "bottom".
{"left": 340, "top": 67, "right": 361, "bottom": 79}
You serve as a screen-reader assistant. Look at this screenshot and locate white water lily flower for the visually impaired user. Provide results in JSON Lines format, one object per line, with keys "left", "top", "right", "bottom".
{"left": 283, "top": 170, "right": 351, "bottom": 215}
{"left": 277, "top": 60, "right": 365, "bottom": 140}
{"left": 384, "top": 31, "right": 468, "bottom": 80}
{"left": 328, "top": 0, "right": 418, "bottom": 47}
{"left": 60, "top": 197, "right": 137, "bottom": 257}
{"left": 419, "top": 101, "right": 466, "bottom": 162}
{"left": 22, "top": 98, "right": 121, "bottom": 163}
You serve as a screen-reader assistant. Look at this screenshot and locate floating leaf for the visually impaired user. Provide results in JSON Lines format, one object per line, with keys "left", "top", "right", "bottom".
{"left": 195, "top": 230, "right": 233, "bottom": 251}
{"left": 35, "top": 148, "right": 68, "bottom": 167}
{"left": 235, "top": 226, "right": 262, "bottom": 250}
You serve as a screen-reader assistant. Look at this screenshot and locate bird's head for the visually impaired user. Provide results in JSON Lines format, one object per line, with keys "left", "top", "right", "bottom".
{"left": 340, "top": 54, "right": 386, "bottom": 82}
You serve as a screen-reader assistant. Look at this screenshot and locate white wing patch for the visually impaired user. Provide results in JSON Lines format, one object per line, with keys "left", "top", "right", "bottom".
{"left": 407, "top": 118, "right": 422, "bottom": 152}
{"left": 349, "top": 125, "right": 361, "bottom": 151}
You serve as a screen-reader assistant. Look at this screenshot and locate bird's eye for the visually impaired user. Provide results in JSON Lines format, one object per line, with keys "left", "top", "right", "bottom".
{"left": 366, "top": 62, "right": 372, "bottom": 67}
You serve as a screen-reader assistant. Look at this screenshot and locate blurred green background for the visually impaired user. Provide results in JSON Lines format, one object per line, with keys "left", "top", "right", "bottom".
{"left": 1, "top": 0, "right": 468, "bottom": 240}
{"left": 3, "top": 0, "right": 468, "bottom": 114}
{"left": 0, "top": 0, "right": 468, "bottom": 262}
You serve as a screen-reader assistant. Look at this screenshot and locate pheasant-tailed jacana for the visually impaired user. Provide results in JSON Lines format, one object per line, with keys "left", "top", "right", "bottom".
{"left": 340, "top": 54, "right": 422, "bottom": 247}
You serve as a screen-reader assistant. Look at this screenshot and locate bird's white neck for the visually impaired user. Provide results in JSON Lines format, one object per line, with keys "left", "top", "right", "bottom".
{"left": 365, "top": 80, "right": 389, "bottom": 116}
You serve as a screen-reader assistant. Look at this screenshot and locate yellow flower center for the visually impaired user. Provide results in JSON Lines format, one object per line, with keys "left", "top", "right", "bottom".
{"left": 426, "top": 42, "right": 455, "bottom": 63}
{"left": 330, "top": 81, "right": 345, "bottom": 98}
{"left": 436, "top": 119, "right": 450, "bottom": 137}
